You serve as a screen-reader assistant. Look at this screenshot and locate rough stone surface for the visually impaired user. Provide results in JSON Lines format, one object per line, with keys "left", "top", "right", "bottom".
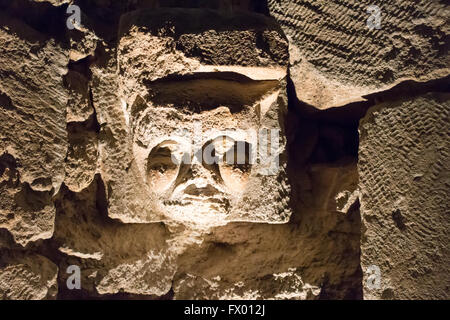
{"left": 0, "top": 11, "right": 69, "bottom": 246}
{"left": 64, "top": 121, "right": 98, "bottom": 193}
{"left": 268, "top": 0, "right": 449, "bottom": 109}
{"left": 0, "top": 252, "right": 58, "bottom": 300}
{"left": 0, "top": 0, "right": 448, "bottom": 300}
{"left": 359, "top": 93, "right": 450, "bottom": 299}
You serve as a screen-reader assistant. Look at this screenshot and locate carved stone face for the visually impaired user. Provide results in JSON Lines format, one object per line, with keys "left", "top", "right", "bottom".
{"left": 131, "top": 101, "right": 258, "bottom": 224}
{"left": 107, "top": 8, "right": 291, "bottom": 226}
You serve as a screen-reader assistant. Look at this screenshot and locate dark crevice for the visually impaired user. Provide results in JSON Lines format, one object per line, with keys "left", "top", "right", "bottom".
{"left": 66, "top": 112, "right": 100, "bottom": 134}
{"left": 286, "top": 66, "right": 363, "bottom": 298}
{"left": 392, "top": 209, "right": 407, "bottom": 231}
{"left": 0, "top": 0, "right": 68, "bottom": 43}
{"left": 89, "top": 87, "right": 101, "bottom": 134}
{"left": 58, "top": 287, "right": 174, "bottom": 300}
{"left": 286, "top": 76, "right": 359, "bottom": 167}
{"left": 145, "top": 71, "right": 273, "bottom": 84}
{"left": 142, "top": 76, "right": 279, "bottom": 113}
{"left": 95, "top": 173, "right": 109, "bottom": 222}
{"left": 0, "top": 152, "right": 17, "bottom": 175}
{"left": 68, "top": 55, "right": 94, "bottom": 80}
{"left": 0, "top": 91, "right": 14, "bottom": 111}
{"left": 119, "top": 6, "right": 281, "bottom": 37}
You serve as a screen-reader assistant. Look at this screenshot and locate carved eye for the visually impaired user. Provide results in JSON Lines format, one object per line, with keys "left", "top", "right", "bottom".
{"left": 149, "top": 162, "right": 171, "bottom": 174}
{"left": 147, "top": 143, "right": 180, "bottom": 192}
{"left": 223, "top": 141, "right": 252, "bottom": 169}
{"left": 220, "top": 141, "right": 252, "bottom": 192}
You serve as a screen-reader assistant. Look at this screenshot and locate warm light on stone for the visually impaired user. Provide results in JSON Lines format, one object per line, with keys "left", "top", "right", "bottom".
{"left": 0, "top": 0, "right": 448, "bottom": 301}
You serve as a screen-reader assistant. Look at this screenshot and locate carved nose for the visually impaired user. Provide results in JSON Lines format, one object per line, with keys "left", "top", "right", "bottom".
{"left": 189, "top": 161, "right": 212, "bottom": 178}
{"left": 180, "top": 161, "right": 221, "bottom": 197}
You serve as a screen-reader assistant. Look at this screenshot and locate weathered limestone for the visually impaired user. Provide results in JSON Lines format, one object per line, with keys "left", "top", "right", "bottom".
{"left": 64, "top": 121, "right": 98, "bottom": 193}
{"left": 53, "top": 176, "right": 175, "bottom": 298}
{"left": 268, "top": 0, "right": 450, "bottom": 109}
{"left": 0, "top": 252, "right": 58, "bottom": 300}
{"left": 359, "top": 93, "right": 450, "bottom": 299}
{"left": 51, "top": 168, "right": 360, "bottom": 299}
{"left": 0, "top": 0, "right": 448, "bottom": 300}
{"left": 0, "top": 13, "right": 69, "bottom": 246}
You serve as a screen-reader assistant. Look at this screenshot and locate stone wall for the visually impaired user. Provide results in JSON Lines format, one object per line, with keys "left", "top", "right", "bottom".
{"left": 0, "top": 0, "right": 448, "bottom": 300}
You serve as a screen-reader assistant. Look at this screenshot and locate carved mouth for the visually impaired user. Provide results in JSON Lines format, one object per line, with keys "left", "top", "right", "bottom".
{"left": 164, "top": 196, "right": 227, "bottom": 205}
{"left": 163, "top": 195, "right": 230, "bottom": 212}
{"left": 182, "top": 195, "right": 226, "bottom": 202}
